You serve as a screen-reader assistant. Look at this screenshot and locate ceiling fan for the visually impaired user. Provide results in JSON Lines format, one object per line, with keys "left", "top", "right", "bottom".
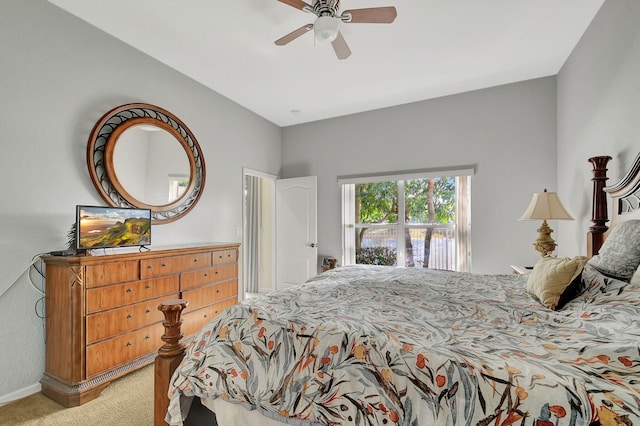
{"left": 274, "top": 0, "right": 397, "bottom": 60}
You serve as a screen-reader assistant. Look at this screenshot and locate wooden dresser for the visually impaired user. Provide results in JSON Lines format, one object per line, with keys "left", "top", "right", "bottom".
{"left": 41, "top": 243, "right": 239, "bottom": 407}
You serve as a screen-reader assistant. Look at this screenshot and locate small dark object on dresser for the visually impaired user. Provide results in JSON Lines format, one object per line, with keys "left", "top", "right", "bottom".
{"left": 49, "top": 249, "right": 77, "bottom": 256}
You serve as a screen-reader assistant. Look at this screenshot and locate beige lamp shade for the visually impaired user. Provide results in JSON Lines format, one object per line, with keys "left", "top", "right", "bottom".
{"left": 519, "top": 189, "right": 573, "bottom": 256}
{"left": 519, "top": 189, "right": 573, "bottom": 221}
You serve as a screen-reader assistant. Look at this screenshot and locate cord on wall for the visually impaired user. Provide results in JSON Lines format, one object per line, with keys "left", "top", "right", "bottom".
{"left": 0, "top": 253, "right": 47, "bottom": 300}
{"left": 30, "top": 257, "right": 46, "bottom": 323}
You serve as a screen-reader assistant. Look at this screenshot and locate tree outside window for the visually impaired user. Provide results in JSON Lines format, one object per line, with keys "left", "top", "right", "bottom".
{"left": 344, "top": 175, "right": 467, "bottom": 271}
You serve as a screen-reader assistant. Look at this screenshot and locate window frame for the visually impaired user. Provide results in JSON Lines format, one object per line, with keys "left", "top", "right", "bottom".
{"left": 339, "top": 167, "right": 474, "bottom": 271}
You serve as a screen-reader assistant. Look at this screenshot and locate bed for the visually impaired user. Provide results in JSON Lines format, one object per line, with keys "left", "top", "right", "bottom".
{"left": 154, "top": 153, "right": 640, "bottom": 426}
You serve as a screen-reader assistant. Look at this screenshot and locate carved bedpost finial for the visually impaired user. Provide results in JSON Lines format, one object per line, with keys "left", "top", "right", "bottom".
{"left": 158, "top": 299, "right": 189, "bottom": 358}
{"left": 587, "top": 156, "right": 612, "bottom": 257}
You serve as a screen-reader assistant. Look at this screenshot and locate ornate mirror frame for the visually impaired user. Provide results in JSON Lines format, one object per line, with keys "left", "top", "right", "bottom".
{"left": 87, "top": 103, "right": 206, "bottom": 224}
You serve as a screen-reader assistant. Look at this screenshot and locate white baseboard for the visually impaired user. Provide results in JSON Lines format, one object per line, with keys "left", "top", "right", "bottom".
{"left": 0, "top": 383, "right": 41, "bottom": 407}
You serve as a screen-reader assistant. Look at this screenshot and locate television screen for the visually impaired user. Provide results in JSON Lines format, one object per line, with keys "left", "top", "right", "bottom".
{"left": 76, "top": 205, "right": 151, "bottom": 250}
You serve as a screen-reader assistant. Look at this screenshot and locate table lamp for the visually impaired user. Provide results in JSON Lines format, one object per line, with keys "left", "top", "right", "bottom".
{"left": 519, "top": 189, "right": 573, "bottom": 256}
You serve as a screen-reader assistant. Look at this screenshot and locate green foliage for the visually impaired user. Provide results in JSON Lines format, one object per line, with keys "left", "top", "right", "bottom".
{"left": 356, "top": 246, "right": 397, "bottom": 266}
{"left": 356, "top": 182, "right": 398, "bottom": 224}
{"left": 355, "top": 178, "right": 456, "bottom": 225}
{"left": 354, "top": 177, "right": 457, "bottom": 268}
{"left": 405, "top": 177, "right": 456, "bottom": 223}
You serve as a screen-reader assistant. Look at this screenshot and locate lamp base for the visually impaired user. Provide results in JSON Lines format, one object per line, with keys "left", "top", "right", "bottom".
{"left": 533, "top": 219, "right": 557, "bottom": 256}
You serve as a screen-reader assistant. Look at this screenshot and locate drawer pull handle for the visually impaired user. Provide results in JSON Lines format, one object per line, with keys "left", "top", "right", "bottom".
{"left": 215, "top": 310, "right": 219, "bottom": 314}
{"left": 194, "top": 259, "right": 198, "bottom": 263}
{"left": 145, "top": 309, "right": 151, "bottom": 314}
{"left": 204, "top": 273, "right": 208, "bottom": 277}
{"left": 145, "top": 335, "right": 150, "bottom": 340}
{"left": 145, "top": 284, "right": 151, "bottom": 289}
{"left": 147, "top": 265, "right": 152, "bottom": 269}
{"left": 215, "top": 271, "right": 219, "bottom": 275}
{"left": 216, "top": 289, "right": 220, "bottom": 293}
{"left": 203, "top": 314, "right": 208, "bottom": 318}
{"left": 161, "top": 263, "right": 166, "bottom": 267}
{"left": 127, "top": 342, "right": 133, "bottom": 347}
{"left": 127, "top": 314, "right": 133, "bottom": 319}
{"left": 127, "top": 288, "right": 133, "bottom": 293}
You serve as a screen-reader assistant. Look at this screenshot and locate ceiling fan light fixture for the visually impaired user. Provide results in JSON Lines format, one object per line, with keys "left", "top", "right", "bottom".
{"left": 314, "top": 15, "right": 339, "bottom": 42}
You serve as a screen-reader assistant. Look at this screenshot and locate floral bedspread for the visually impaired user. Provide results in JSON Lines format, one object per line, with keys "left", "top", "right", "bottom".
{"left": 166, "top": 264, "right": 640, "bottom": 425}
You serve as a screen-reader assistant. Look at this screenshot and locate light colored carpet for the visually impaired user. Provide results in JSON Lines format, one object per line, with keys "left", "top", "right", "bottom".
{"left": 0, "top": 365, "right": 153, "bottom": 426}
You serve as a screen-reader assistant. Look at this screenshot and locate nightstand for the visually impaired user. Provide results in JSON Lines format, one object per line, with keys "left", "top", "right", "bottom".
{"left": 510, "top": 265, "right": 533, "bottom": 275}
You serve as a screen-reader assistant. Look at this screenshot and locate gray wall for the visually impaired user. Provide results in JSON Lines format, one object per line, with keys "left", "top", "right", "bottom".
{"left": 0, "top": 1, "right": 281, "bottom": 402}
{"left": 557, "top": 0, "right": 640, "bottom": 254}
{"left": 282, "top": 77, "right": 558, "bottom": 274}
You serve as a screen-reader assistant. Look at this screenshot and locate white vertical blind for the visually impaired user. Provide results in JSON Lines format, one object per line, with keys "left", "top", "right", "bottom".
{"left": 456, "top": 176, "right": 472, "bottom": 272}
{"left": 341, "top": 184, "right": 356, "bottom": 266}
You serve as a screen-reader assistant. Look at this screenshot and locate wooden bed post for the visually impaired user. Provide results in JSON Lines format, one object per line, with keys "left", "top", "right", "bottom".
{"left": 587, "top": 156, "right": 612, "bottom": 257}
{"left": 154, "top": 299, "right": 189, "bottom": 426}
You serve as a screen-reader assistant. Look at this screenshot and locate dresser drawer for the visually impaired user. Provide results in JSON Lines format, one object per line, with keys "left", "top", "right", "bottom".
{"left": 86, "top": 294, "right": 178, "bottom": 344}
{"left": 85, "top": 260, "right": 139, "bottom": 288}
{"left": 212, "top": 249, "right": 238, "bottom": 265}
{"left": 86, "top": 322, "right": 164, "bottom": 378}
{"left": 182, "top": 298, "right": 238, "bottom": 337}
{"left": 140, "top": 253, "right": 212, "bottom": 278}
{"left": 181, "top": 264, "right": 238, "bottom": 291}
{"left": 182, "top": 280, "right": 237, "bottom": 312}
{"left": 86, "top": 275, "right": 179, "bottom": 313}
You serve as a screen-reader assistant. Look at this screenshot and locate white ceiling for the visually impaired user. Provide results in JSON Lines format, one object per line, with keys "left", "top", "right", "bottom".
{"left": 49, "top": 0, "right": 604, "bottom": 127}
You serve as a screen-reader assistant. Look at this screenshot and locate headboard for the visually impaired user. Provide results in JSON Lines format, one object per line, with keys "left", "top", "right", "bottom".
{"left": 587, "top": 152, "right": 640, "bottom": 257}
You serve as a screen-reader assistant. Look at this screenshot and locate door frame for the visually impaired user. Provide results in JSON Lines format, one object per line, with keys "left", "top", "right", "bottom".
{"left": 242, "top": 168, "right": 277, "bottom": 297}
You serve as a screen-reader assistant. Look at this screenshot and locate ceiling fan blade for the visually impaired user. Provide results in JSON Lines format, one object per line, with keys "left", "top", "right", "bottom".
{"left": 275, "top": 24, "right": 313, "bottom": 46}
{"left": 331, "top": 31, "right": 351, "bottom": 60}
{"left": 276, "top": 0, "right": 313, "bottom": 11}
{"left": 342, "top": 6, "right": 397, "bottom": 24}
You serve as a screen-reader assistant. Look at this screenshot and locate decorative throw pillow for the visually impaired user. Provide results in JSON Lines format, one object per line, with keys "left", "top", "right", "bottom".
{"left": 556, "top": 270, "right": 584, "bottom": 309}
{"left": 526, "top": 255, "right": 588, "bottom": 310}
{"left": 587, "top": 220, "right": 640, "bottom": 282}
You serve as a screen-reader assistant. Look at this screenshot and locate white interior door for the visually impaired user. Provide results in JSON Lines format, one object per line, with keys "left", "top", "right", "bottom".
{"left": 276, "top": 176, "right": 317, "bottom": 290}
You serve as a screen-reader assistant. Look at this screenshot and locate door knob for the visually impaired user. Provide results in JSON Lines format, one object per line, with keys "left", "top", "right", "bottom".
{"left": 309, "top": 243, "right": 317, "bottom": 248}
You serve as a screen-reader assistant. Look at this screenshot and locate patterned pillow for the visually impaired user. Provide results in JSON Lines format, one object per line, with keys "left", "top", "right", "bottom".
{"left": 526, "top": 255, "right": 588, "bottom": 310}
{"left": 587, "top": 219, "right": 640, "bottom": 281}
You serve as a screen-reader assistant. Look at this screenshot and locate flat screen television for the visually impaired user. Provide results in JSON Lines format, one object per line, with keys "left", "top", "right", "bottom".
{"left": 76, "top": 205, "right": 151, "bottom": 250}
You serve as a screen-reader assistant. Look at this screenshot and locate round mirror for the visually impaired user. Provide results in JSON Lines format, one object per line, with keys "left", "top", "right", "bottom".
{"left": 87, "top": 103, "right": 206, "bottom": 224}
{"left": 112, "top": 124, "right": 191, "bottom": 206}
